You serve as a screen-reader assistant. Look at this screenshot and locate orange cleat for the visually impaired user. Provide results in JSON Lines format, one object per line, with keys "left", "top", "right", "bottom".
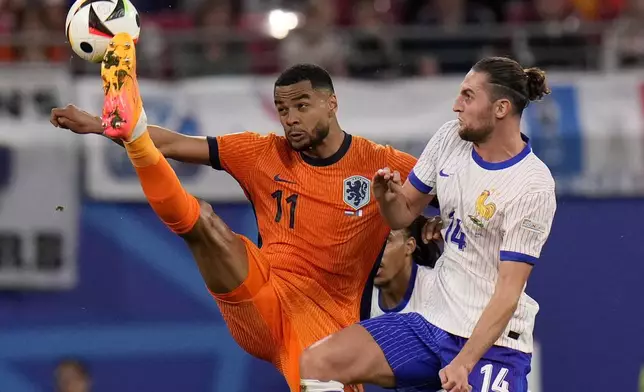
{"left": 100, "top": 32, "right": 146, "bottom": 141}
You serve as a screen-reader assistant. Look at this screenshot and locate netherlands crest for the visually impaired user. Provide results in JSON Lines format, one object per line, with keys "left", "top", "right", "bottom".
{"left": 343, "top": 175, "right": 371, "bottom": 210}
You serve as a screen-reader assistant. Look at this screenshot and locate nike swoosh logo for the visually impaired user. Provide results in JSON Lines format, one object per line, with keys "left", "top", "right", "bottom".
{"left": 274, "top": 174, "right": 297, "bottom": 184}
{"left": 439, "top": 169, "right": 450, "bottom": 177}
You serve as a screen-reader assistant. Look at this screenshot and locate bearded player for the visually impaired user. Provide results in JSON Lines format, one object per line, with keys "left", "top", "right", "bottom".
{"left": 299, "top": 57, "right": 556, "bottom": 392}
{"left": 50, "top": 32, "right": 420, "bottom": 391}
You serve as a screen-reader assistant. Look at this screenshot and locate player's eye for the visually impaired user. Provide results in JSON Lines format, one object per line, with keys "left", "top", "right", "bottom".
{"left": 277, "top": 107, "right": 288, "bottom": 115}
{"left": 297, "top": 103, "right": 309, "bottom": 111}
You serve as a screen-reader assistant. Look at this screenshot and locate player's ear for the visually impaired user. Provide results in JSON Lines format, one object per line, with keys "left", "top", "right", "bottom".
{"left": 328, "top": 94, "right": 338, "bottom": 115}
{"left": 495, "top": 99, "right": 511, "bottom": 119}
{"left": 405, "top": 236, "right": 416, "bottom": 256}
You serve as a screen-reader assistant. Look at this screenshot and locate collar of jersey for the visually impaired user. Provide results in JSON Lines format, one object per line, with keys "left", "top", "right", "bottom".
{"left": 378, "top": 262, "right": 419, "bottom": 313}
{"left": 471, "top": 133, "right": 531, "bottom": 171}
{"left": 300, "top": 132, "right": 352, "bottom": 167}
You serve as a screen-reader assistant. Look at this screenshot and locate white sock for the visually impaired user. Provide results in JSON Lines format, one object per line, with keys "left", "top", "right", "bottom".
{"left": 129, "top": 106, "right": 148, "bottom": 141}
{"left": 300, "top": 379, "right": 344, "bottom": 391}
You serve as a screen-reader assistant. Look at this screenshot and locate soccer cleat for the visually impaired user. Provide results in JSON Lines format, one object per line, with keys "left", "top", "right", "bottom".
{"left": 100, "top": 32, "right": 147, "bottom": 141}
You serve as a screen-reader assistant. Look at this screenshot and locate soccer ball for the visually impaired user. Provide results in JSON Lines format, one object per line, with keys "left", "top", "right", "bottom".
{"left": 65, "top": 0, "right": 141, "bottom": 63}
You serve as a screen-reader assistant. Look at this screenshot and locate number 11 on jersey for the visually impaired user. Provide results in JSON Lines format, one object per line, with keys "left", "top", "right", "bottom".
{"left": 271, "top": 190, "right": 299, "bottom": 229}
{"left": 445, "top": 211, "right": 467, "bottom": 250}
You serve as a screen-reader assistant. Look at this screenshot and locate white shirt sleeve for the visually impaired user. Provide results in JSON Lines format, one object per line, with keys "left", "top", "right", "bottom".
{"left": 500, "top": 190, "right": 557, "bottom": 264}
{"left": 408, "top": 121, "right": 456, "bottom": 195}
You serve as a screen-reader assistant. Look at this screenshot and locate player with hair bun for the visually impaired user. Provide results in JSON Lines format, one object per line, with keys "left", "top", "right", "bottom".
{"left": 300, "top": 57, "right": 556, "bottom": 392}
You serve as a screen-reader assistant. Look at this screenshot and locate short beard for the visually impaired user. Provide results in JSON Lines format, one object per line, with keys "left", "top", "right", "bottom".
{"left": 289, "top": 122, "right": 329, "bottom": 151}
{"left": 458, "top": 120, "right": 494, "bottom": 144}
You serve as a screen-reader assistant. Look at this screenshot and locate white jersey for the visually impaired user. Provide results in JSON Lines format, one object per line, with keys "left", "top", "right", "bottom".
{"left": 370, "top": 264, "right": 436, "bottom": 318}
{"left": 408, "top": 120, "right": 557, "bottom": 353}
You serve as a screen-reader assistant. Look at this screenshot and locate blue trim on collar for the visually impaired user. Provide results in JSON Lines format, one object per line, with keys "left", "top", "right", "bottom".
{"left": 472, "top": 134, "right": 531, "bottom": 171}
{"left": 378, "top": 262, "right": 419, "bottom": 313}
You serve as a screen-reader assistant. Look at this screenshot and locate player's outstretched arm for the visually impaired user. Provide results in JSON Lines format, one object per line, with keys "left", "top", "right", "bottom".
{"left": 142, "top": 126, "right": 210, "bottom": 165}
{"left": 50, "top": 105, "right": 210, "bottom": 165}
{"left": 372, "top": 167, "right": 434, "bottom": 230}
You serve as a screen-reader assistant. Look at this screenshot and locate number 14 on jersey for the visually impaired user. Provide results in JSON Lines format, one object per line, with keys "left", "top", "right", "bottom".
{"left": 445, "top": 211, "right": 467, "bottom": 250}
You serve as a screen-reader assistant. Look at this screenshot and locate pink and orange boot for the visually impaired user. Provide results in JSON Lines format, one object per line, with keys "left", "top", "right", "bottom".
{"left": 101, "top": 32, "right": 147, "bottom": 142}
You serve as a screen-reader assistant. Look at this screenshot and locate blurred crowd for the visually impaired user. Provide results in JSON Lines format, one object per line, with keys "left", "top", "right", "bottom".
{"left": 1, "top": 0, "right": 644, "bottom": 78}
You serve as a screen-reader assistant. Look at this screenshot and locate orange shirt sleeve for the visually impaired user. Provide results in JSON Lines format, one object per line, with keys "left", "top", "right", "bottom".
{"left": 207, "top": 132, "right": 273, "bottom": 185}
{"left": 383, "top": 146, "right": 417, "bottom": 180}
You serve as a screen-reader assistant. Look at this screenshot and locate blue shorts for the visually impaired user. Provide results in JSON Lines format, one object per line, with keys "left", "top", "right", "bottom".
{"left": 359, "top": 312, "right": 532, "bottom": 392}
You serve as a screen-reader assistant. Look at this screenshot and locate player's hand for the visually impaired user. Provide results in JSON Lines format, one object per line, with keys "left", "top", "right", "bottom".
{"left": 372, "top": 167, "right": 403, "bottom": 203}
{"left": 422, "top": 215, "right": 443, "bottom": 243}
{"left": 439, "top": 362, "right": 472, "bottom": 392}
{"left": 50, "top": 104, "right": 104, "bottom": 135}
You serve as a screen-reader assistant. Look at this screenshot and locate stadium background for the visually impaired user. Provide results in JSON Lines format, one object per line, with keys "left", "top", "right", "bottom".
{"left": 1, "top": 0, "right": 644, "bottom": 391}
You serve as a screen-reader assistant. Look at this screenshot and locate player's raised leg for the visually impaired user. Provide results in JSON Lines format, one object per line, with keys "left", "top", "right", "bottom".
{"left": 99, "top": 32, "right": 248, "bottom": 294}
{"left": 99, "top": 34, "right": 294, "bottom": 390}
{"left": 299, "top": 312, "right": 443, "bottom": 391}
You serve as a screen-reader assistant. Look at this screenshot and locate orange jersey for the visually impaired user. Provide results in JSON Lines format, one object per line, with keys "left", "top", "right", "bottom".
{"left": 209, "top": 131, "right": 416, "bottom": 326}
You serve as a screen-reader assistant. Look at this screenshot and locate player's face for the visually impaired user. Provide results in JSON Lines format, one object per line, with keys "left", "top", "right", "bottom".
{"left": 453, "top": 71, "right": 495, "bottom": 143}
{"left": 274, "top": 81, "right": 336, "bottom": 152}
{"left": 375, "top": 230, "right": 415, "bottom": 287}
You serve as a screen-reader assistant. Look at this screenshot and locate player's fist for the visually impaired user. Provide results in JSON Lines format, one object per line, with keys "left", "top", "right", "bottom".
{"left": 422, "top": 215, "right": 443, "bottom": 244}
{"left": 439, "top": 362, "right": 472, "bottom": 392}
{"left": 372, "top": 167, "right": 403, "bottom": 203}
{"left": 50, "top": 104, "right": 103, "bottom": 135}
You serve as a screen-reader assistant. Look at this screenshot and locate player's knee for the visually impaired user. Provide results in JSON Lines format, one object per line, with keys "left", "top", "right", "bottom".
{"left": 299, "top": 340, "right": 347, "bottom": 383}
{"left": 187, "top": 200, "right": 238, "bottom": 248}
{"left": 299, "top": 346, "right": 330, "bottom": 380}
{"left": 184, "top": 200, "right": 248, "bottom": 293}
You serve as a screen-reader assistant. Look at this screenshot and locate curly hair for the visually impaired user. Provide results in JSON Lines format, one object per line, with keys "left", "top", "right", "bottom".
{"left": 404, "top": 215, "right": 442, "bottom": 268}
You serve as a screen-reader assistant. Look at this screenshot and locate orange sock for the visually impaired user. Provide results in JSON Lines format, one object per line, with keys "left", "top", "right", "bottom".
{"left": 124, "top": 132, "right": 200, "bottom": 234}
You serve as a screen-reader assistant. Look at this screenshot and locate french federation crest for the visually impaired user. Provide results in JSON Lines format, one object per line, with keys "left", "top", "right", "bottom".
{"left": 343, "top": 175, "right": 371, "bottom": 210}
{"left": 468, "top": 190, "right": 497, "bottom": 228}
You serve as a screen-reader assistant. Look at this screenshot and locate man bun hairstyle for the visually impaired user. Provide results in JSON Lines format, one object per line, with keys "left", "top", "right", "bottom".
{"left": 472, "top": 56, "right": 551, "bottom": 114}
{"left": 524, "top": 67, "right": 550, "bottom": 102}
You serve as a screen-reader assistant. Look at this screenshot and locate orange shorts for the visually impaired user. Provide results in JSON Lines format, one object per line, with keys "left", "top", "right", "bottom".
{"left": 210, "top": 236, "right": 357, "bottom": 392}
